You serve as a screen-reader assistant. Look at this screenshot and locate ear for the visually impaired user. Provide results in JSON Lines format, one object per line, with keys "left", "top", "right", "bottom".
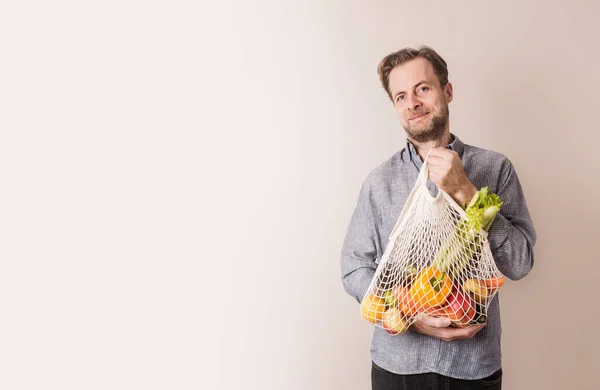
{"left": 444, "top": 82, "right": 453, "bottom": 103}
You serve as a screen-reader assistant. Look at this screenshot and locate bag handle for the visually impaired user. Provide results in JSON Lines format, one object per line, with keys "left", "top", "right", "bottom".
{"left": 416, "top": 149, "right": 433, "bottom": 186}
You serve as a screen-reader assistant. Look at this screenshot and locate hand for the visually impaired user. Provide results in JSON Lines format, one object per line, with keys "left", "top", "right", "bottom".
{"left": 410, "top": 315, "right": 486, "bottom": 342}
{"left": 426, "top": 147, "right": 477, "bottom": 205}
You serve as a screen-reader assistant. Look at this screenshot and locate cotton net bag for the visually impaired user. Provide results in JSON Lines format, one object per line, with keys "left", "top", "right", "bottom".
{"left": 360, "top": 152, "right": 505, "bottom": 335}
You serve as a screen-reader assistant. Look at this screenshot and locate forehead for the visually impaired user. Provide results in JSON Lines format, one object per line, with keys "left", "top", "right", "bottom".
{"left": 388, "top": 57, "right": 438, "bottom": 94}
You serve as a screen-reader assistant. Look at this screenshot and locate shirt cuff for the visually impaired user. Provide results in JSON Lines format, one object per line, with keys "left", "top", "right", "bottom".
{"left": 352, "top": 268, "right": 377, "bottom": 303}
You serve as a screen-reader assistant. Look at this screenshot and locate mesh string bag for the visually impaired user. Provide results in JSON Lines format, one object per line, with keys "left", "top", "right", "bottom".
{"left": 359, "top": 152, "right": 505, "bottom": 335}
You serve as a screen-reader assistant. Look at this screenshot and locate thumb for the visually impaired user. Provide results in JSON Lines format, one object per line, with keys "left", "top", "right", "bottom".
{"left": 424, "top": 315, "right": 451, "bottom": 328}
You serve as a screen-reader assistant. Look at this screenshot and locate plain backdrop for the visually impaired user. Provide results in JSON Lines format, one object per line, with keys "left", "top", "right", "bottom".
{"left": 1, "top": 1, "right": 599, "bottom": 389}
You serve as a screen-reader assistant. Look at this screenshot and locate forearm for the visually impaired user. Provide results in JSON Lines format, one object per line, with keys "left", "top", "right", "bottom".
{"left": 340, "top": 180, "right": 380, "bottom": 303}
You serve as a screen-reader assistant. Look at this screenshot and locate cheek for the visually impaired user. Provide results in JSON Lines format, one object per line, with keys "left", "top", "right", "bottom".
{"left": 431, "top": 99, "right": 445, "bottom": 113}
{"left": 395, "top": 106, "right": 408, "bottom": 122}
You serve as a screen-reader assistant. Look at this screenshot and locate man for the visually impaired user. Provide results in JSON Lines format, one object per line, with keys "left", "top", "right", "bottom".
{"left": 340, "top": 46, "right": 536, "bottom": 389}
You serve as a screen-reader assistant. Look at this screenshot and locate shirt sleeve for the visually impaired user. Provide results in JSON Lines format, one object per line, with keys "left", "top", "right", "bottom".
{"left": 340, "top": 181, "right": 380, "bottom": 303}
{"left": 487, "top": 160, "right": 537, "bottom": 280}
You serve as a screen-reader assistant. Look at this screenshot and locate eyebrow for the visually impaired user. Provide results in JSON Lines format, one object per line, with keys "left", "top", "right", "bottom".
{"left": 393, "top": 80, "right": 429, "bottom": 99}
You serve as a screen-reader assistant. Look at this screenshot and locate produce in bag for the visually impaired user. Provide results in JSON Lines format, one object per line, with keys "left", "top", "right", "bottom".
{"left": 360, "top": 154, "right": 505, "bottom": 334}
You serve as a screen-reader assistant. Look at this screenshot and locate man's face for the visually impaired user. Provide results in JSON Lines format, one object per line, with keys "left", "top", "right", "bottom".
{"left": 388, "top": 57, "right": 453, "bottom": 142}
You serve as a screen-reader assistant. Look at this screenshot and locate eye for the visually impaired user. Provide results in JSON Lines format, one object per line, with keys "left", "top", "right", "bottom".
{"left": 419, "top": 86, "right": 429, "bottom": 93}
{"left": 396, "top": 94, "right": 405, "bottom": 102}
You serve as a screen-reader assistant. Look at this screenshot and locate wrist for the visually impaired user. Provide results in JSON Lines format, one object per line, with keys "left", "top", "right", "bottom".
{"left": 451, "top": 183, "right": 477, "bottom": 206}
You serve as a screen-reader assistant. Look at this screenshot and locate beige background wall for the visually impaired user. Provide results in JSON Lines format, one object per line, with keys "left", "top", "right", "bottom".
{"left": 2, "top": 1, "right": 599, "bottom": 389}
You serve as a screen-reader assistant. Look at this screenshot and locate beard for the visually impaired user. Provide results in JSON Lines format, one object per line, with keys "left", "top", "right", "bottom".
{"left": 403, "top": 103, "right": 449, "bottom": 143}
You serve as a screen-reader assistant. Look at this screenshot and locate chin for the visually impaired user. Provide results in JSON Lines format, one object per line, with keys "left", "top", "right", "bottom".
{"left": 406, "top": 129, "right": 446, "bottom": 143}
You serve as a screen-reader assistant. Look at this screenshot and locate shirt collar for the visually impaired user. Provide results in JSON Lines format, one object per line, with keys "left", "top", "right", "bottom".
{"left": 404, "top": 133, "right": 465, "bottom": 166}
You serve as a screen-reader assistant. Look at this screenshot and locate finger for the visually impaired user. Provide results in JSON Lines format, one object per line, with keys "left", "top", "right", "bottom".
{"left": 426, "top": 157, "right": 443, "bottom": 167}
{"left": 427, "top": 168, "right": 447, "bottom": 182}
{"left": 454, "top": 323, "right": 486, "bottom": 339}
{"left": 468, "top": 323, "right": 486, "bottom": 333}
{"left": 421, "top": 315, "right": 451, "bottom": 328}
{"left": 439, "top": 327, "right": 478, "bottom": 342}
{"left": 428, "top": 149, "right": 460, "bottom": 166}
{"left": 426, "top": 151, "right": 446, "bottom": 161}
{"left": 427, "top": 172, "right": 443, "bottom": 185}
{"left": 426, "top": 165, "right": 445, "bottom": 175}
{"left": 427, "top": 147, "right": 452, "bottom": 158}
{"left": 426, "top": 155, "right": 451, "bottom": 168}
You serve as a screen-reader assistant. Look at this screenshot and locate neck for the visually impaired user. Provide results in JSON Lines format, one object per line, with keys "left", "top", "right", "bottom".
{"left": 409, "top": 131, "right": 453, "bottom": 161}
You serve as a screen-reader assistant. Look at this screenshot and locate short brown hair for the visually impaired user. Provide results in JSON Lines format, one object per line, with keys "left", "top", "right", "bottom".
{"left": 377, "top": 46, "right": 449, "bottom": 101}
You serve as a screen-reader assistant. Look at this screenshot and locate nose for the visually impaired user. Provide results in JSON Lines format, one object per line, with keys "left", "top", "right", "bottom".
{"left": 407, "top": 93, "right": 422, "bottom": 111}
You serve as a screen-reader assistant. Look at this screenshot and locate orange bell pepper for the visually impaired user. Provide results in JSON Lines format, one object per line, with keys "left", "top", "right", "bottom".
{"left": 410, "top": 267, "right": 452, "bottom": 310}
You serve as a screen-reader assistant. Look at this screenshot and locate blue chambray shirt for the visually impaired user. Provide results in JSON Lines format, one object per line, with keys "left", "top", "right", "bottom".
{"left": 340, "top": 134, "right": 536, "bottom": 380}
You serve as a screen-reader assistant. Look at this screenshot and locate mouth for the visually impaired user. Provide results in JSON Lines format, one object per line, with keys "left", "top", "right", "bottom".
{"left": 409, "top": 112, "right": 429, "bottom": 122}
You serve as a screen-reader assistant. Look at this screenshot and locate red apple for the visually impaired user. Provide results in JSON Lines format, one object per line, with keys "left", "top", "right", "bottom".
{"left": 444, "top": 288, "right": 476, "bottom": 327}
